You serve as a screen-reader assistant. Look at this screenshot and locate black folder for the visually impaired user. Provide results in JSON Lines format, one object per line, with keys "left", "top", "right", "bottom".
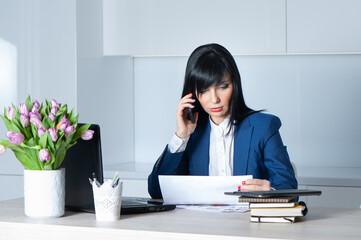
{"left": 224, "top": 189, "right": 322, "bottom": 198}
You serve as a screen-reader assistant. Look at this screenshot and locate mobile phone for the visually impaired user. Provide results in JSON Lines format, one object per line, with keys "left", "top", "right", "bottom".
{"left": 187, "top": 108, "right": 195, "bottom": 124}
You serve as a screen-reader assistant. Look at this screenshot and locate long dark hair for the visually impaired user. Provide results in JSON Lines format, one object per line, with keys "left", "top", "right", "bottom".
{"left": 182, "top": 43, "right": 258, "bottom": 126}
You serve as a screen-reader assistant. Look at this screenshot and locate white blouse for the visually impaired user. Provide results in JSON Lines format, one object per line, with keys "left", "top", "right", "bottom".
{"left": 167, "top": 116, "right": 234, "bottom": 176}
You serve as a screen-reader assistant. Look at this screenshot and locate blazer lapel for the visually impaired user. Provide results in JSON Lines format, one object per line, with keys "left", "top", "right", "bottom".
{"left": 233, "top": 120, "right": 254, "bottom": 175}
{"left": 191, "top": 120, "right": 210, "bottom": 175}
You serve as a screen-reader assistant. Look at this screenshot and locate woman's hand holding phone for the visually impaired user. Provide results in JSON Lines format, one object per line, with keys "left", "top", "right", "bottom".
{"left": 175, "top": 93, "right": 198, "bottom": 139}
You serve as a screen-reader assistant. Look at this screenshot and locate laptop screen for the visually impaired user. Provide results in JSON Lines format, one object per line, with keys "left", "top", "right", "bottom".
{"left": 61, "top": 123, "right": 103, "bottom": 212}
{"left": 60, "top": 123, "right": 176, "bottom": 214}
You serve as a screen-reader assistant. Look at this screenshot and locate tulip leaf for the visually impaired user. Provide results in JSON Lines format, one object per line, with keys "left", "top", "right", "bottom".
{"left": 14, "top": 147, "right": 41, "bottom": 170}
{"left": 12, "top": 118, "right": 23, "bottom": 133}
{"left": 65, "top": 131, "right": 76, "bottom": 144}
{"left": 25, "top": 95, "right": 32, "bottom": 111}
{"left": 68, "top": 108, "right": 75, "bottom": 124}
{"left": 0, "top": 115, "right": 14, "bottom": 131}
{"left": 41, "top": 116, "right": 49, "bottom": 129}
{"left": 0, "top": 139, "right": 11, "bottom": 146}
{"left": 59, "top": 104, "right": 67, "bottom": 114}
{"left": 46, "top": 133, "right": 55, "bottom": 152}
{"left": 11, "top": 148, "right": 31, "bottom": 169}
{"left": 22, "top": 139, "right": 41, "bottom": 149}
{"left": 55, "top": 132, "right": 64, "bottom": 150}
{"left": 39, "top": 132, "right": 47, "bottom": 148}
{"left": 22, "top": 127, "right": 32, "bottom": 140}
{"left": 53, "top": 142, "right": 67, "bottom": 170}
{"left": 46, "top": 116, "right": 53, "bottom": 129}
{"left": 45, "top": 99, "right": 51, "bottom": 109}
{"left": 41, "top": 104, "right": 47, "bottom": 118}
{"left": 49, "top": 118, "right": 55, "bottom": 128}
{"left": 30, "top": 124, "right": 39, "bottom": 144}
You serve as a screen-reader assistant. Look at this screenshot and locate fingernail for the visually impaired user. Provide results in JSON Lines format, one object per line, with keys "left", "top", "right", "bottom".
{"left": 238, "top": 185, "right": 241, "bottom": 191}
{"left": 242, "top": 181, "right": 246, "bottom": 185}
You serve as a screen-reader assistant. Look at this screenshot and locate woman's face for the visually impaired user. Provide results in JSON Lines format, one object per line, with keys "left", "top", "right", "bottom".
{"left": 196, "top": 75, "right": 233, "bottom": 125}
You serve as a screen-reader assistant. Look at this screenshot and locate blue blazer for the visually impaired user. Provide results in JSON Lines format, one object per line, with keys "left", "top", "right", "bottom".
{"left": 148, "top": 112, "right": 298, "bottom": 199}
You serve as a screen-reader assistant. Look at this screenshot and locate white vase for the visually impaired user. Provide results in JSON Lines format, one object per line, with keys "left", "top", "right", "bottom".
{"left": 24, "top": 168, "right": 65, "bottom": 218}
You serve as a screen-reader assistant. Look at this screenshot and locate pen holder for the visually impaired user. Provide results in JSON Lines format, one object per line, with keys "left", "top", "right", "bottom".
{"left": 92, "top": 180, "right": 123, "bottom": 221}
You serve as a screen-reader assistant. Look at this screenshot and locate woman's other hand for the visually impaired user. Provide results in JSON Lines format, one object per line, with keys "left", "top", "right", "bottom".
{"left": 175, "top": 93, "right": 198, "bottom": 139}
{"left": 240, "top": 179, "right": 271, "bottom": 191}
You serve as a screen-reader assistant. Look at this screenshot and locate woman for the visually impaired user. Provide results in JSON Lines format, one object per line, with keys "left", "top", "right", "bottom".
{"left": 148, "top": 43, "right": 297, "bottom": 199}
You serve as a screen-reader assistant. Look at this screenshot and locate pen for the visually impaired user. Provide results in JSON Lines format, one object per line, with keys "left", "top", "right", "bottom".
{"left": 111, "top": 171, "right": 119, "bottom": 188}
{"left": 112, "top": 177, "right": 120, "bottom": 188}
{"left": 92, "top": 172, "right": 101, "bottom": 187}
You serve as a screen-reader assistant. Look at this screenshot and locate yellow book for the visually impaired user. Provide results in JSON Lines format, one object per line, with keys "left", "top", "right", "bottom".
{"left": 250, "top": 216, "right": 296, "bottom": 223}
{"left": 249, "top": 202, "right": 296, "bottom": 208}
{"left": 250, "top": 202, "right": 308, "bottom": 217}
{"left": 239, "top": 196, "right": 295, "bottom": 203}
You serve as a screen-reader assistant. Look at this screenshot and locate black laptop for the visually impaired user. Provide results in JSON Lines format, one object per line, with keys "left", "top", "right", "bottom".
{"left": 61, "top": 123, "right": 176, "bottom": 214}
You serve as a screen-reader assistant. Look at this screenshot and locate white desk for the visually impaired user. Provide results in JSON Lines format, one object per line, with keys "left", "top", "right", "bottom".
{"left": 0, "top": 198, "right": 361, "bottom": 240}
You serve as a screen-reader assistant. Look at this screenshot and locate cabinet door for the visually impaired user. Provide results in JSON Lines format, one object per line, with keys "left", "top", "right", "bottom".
{"left": 287, "top": 0, "right": 361, "bottom": 52}
{"left": 304, "top": 186, "right": 361, "bottom": 208}
{"left": 103, "top": 0, "right": 286, "bottom": 55}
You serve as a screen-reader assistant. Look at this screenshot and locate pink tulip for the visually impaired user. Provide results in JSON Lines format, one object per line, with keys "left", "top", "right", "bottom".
{"left": 51, "top": 99, "right": 61, "bottom": 108}
{"left": 7, "top": 107, "right": 15, "bottom": 120}
{"left": 29, "top": 111, "right": 41, "bottom": 120}
{"left": 50, "top": 107, "right": 58, "bottom": 115}
{"left": 6, "top": 131, "right": 25, "bottom": 145}
{"left": 49, "top": 113, "right": 55, "bottom": 121}
{"left": 81, "top": 130, "right": 94, "bottom": 140}
{"left": 48, "top": 128, "right": 58, "bottom": 142}
{"left": 65, "top": 125, "right": 76, "bottom": 138}
{"left": 38, "top": 127, "right": 47, "bottom": 138}
{"left": 39, "top": 149, "right": 50, "bottom": 162}
{"left": 20, "top": 114, "right": 30, "bottom": 127}
{"left": 30, "top": 117, "right": 42, "bottom": 129}
{"left": 0, "top": 145, "right": 6, "bottom": 155}
{"left": 56, "top": 114, "right": 70, "bottom": 130}
{"left": 59, "top": 123, "right": 68, "bottom": 131}
{"left": 19, "top": 103, "right": 29, "bottom": 117}
{"left": 32, "top": 100, "right": 40, "bottom": 112}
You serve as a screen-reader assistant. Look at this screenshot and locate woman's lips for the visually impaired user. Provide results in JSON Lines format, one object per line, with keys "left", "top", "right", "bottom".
{"left": 210, "top": 107, "right": 223, "bottom": 112}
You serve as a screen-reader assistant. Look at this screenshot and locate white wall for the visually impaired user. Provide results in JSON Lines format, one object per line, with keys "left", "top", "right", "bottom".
{"left": 1, "top": 0, "right": 361, "bottom": 176}
{"left": 76, "top": 0, "right": 135, "bottom": 165}
{"left": 134, "top": 54, "right": 361, "bottom": 169}
{"left": 125, "top": 0, "right": 361, "bottom": 171}
{"left": 0, "top": 0, "right": 77, "bottom": 175}
{"left": 77, "top": 56, "right": 134, "bottom": 165}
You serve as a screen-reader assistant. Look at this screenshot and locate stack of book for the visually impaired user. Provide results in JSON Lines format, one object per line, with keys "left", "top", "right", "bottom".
{"left": 225, "top": 189, "right": 321, "bottom": 223}
{"left": 239, "top": 197, "right": 308, "bottom": 223}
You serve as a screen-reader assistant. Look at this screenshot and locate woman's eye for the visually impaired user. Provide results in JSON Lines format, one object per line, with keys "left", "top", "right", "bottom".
{"left": 199, "top": 89, "right": 208, "bottom": 94}
{"left": 220, "top": 84, "right": 229, "bottom": 89}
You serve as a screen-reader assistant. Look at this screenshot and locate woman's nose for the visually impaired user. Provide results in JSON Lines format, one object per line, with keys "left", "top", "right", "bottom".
{"left": 210, "top": 91, "right": 220, "bottom": 104}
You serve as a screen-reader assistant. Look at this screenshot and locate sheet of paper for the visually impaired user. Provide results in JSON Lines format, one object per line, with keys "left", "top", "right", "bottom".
{"left": 159, "top": 175, "right": 253, "bottom": 205}
{"left": 176, "top": 204, "right": 250, "bottom": 213}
